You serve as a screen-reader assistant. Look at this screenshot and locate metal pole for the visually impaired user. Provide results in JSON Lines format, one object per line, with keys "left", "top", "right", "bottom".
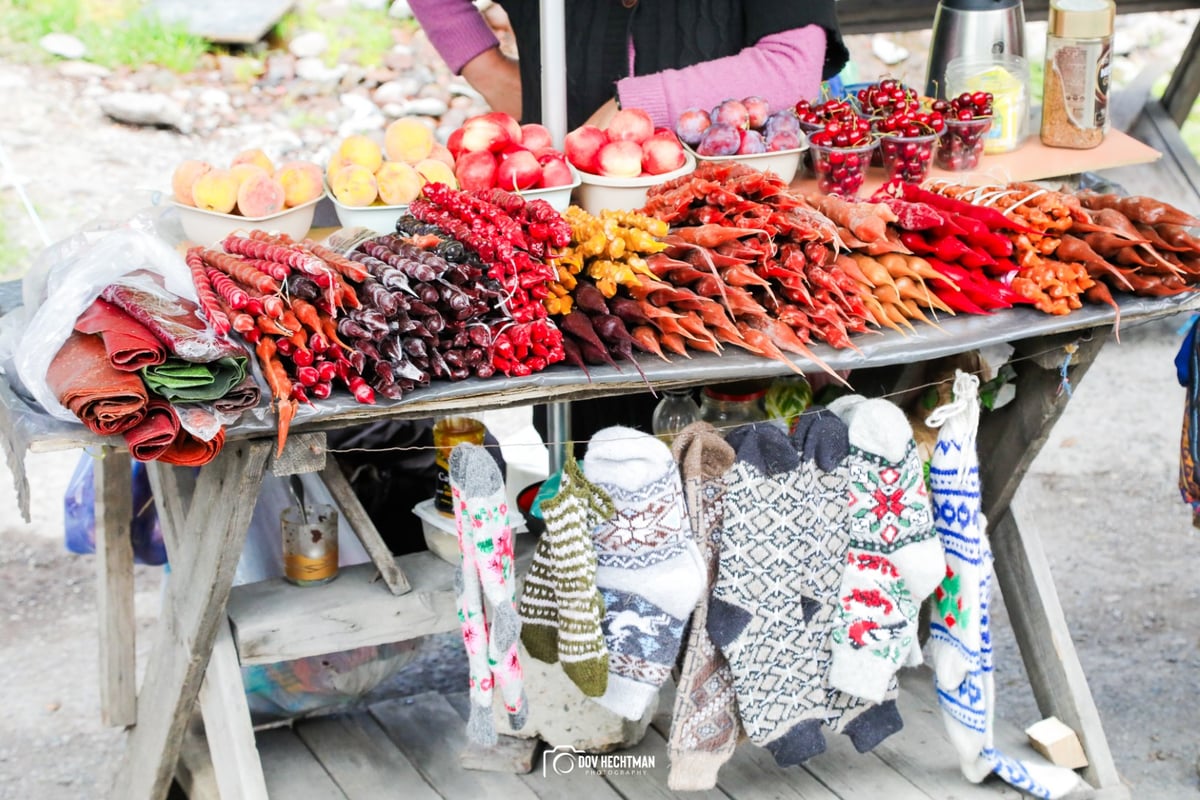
{"left": 539, "top": 0, "right": 570, "bottom": 471}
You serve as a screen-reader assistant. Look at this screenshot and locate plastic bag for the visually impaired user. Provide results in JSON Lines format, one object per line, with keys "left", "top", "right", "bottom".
{"left": 63, "top": 451, "right": 167, "bottom": 566}
{"left": 13, "top": 228, "right": 199, "bottom": 422}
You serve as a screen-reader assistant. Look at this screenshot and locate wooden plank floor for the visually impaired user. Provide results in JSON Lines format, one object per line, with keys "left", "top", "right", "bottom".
{"left": 179, "top": 666, "right": 1095, "bottom": 799}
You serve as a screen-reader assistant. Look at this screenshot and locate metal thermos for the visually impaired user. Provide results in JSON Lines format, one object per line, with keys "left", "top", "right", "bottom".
{"left": 925, "top": 0, "right": 1028, "bottom": 98}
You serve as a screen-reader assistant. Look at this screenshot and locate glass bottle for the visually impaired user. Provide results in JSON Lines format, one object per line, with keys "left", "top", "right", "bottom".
{"left": 432, "top": 416, "right": 487, "bottom": 515}
{"left": 699, "top": 386, "right": 767, "bottom": 435}
{"left": 652, "top": 389, "right": 700, "bottom": 447}
{"left": 1040, "top": 0, "right": 1115, "bottom": 149}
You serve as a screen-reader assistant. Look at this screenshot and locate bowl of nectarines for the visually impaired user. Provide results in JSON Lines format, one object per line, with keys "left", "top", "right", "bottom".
{"left": 170, "top": 149, "right": 326, "bottom": 245}
{"left": 565, "top": 109, "right": 696, "bottom": 215}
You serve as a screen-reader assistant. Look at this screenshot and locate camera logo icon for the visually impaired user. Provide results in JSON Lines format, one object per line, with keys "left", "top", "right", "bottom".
{"left": 542, "top": 744, "right": 583, "bottom": 776}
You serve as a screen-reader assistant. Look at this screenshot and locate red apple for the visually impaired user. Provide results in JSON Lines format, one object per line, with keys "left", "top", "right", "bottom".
{"left": 532, "top": 146, "right": 566, "bottom": 165}
{"left": 520, "top": 123, "right": 554, "bottom": 152}
{"left": 496, "top": 149, "right": 542, "bottom": 191}
{"left": 641, "top": 132, "right": 686, "bottom": 175}
{"left": 606, "top": 108, "right": 654, "bottom": 144}
{"left": 564, "top": 125, "right": 609, "bottom": 174}
{"left": 460, "top": 117, "right": 513, "bottom": 153}
{"left": 598, "top": 140, "right": 643, "bottom": 178}
{"left": 539, "top": 158, "right": 574, "bottom": 188}
{"left": 479, "top": 111, "right": 522, "bottom": 145}
{"left": 454, "top": 150, "right": 498, "bottom": 191}
{"left": 446, "top": 128, "right": 464, "bottom": 160}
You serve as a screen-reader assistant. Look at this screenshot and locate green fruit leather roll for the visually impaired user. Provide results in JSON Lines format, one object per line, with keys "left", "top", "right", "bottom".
{"left": 141, "top": 356, "right": 249, "bottom": 403}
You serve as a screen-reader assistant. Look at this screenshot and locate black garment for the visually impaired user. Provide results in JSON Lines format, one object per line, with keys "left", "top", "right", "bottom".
{"left": 495, "top": 0, "right": 850, "bottom": 128}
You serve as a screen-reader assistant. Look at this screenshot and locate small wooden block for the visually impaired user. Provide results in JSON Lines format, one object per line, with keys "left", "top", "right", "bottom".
{"left": 271, "top": 432, "right": 327, "bottom": 476}
{"left": 459, "top": 734, "right": 538, "bottom": 774}
{"left": 1026, "top": 716, "right": 1089, "bottom": 769}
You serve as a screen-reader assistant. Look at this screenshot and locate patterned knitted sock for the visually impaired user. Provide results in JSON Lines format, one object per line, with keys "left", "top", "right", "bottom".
{"left": 826, "top": 396, "right": 940, "bottom": 704}
{"left": 926, "top": 373, "right": 1080, "bottom": 798}
{"left": 707, "top": 414, "right": 852, "bottom": 767}
{"left": 583, "top": 426, "right": 705, "bottom": 721}
{"left": 666, "top": 422, "right": 740, "bottom": 791}
{"left": 451, "top": 443, "right": 528, "bottom": 743}
{"left": 517, "top": 456, "right": 615, "bottom": 696}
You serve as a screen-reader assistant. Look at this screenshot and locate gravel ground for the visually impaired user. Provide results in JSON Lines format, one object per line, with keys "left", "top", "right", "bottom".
{"left": 3, "top": 13, "right": 1200, "bottom": 799}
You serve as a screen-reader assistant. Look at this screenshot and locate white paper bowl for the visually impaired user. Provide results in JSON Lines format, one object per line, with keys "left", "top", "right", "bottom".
{"left": 684, "top": 136, "right": 808, "bottom": 184}
{"left": 572, "top": 151, "right": 696, "bottom": 215}
{"left": 174, "top": 195, "right": 321, "bottom": 246}
{"left": 412, "top": 497, "right": 527, "bottom": 564}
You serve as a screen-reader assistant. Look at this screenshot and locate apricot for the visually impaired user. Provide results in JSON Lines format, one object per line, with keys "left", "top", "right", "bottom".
{"left": 384, "top": 118, "right": 434, "bottom": 164}
{"left": 191, "top": 168, "right": 239, "bottom": 214}
{"left": 428, "top": 143, "right": 455, "bottom": 170}
{"left": 171, "top": 160, "right": 212, "bottom": 206}
{"left": 275, "top": 160, "right": 325, "bottom": 207}
{"left": 336, "top": 135, "right": 383, "bottom": 174}
{"left": 375, "top": 161, "right": 423, "bottom": 205}
{"left": 413, "top": 158, "right": 458, "bottom": 190}
{"left": 236, "top": 173, "right": 286, "bottom": 218}
{"left": 329, "top": 164, "right": 379, "bottom": 207}
{"left": 231, "top": 148, "right": 275, "bottom": 175}
{"left": 230, "top": 163, "right": 269, "bottom": 189}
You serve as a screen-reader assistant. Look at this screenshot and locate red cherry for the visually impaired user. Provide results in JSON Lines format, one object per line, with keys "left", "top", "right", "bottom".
{"left": 957, "top": 108, "right": 975, "bottom": 121}
{"left": 972, "top": 91, "right": 991, "bottom": 108}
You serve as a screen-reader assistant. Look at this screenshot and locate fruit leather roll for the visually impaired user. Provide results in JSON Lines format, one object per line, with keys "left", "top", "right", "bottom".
{"left": 211, "top": 373, "right": 262, "bottom": 416}
{"left": 159, "top": 426, "right": 226, "bottom": 467}
{"left": 141, "top": 356, "right": 249, "bottom": 403}
{"left": 73, "top": 297, "right": 167, "bottom": 372}
{"left": 122, "top": 399, "right": 180, "bottom": 462}
{"left": 102, "top": 277, "right": 243, "bottom": 363}
{"left": 47, "top": 332, "right": 148, "bottom": 435}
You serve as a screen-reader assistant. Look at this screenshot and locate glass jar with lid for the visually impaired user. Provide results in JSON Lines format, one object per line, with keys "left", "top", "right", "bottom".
{"left": 652, "top": 388, "right": 701, "bottom": 446}
{"left": 699, "top": 382, "right": 768, "bottom": 434}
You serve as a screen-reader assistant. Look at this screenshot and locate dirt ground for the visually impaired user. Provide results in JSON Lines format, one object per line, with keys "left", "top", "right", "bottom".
{"left": 2, "top": 23, "right": 1200, "bottom": 800}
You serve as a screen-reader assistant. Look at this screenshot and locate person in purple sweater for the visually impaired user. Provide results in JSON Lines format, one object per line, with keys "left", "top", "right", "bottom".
{"left": 409, "top": 0, "right": 849, "bottom": 130}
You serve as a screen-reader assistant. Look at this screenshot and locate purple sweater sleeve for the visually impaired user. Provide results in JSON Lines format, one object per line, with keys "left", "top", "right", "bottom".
{"left": 616, "top": 26, "right": 827, "bottom": 129}
{"left": 408, "top": 0, "right": 500, "bottom": 75}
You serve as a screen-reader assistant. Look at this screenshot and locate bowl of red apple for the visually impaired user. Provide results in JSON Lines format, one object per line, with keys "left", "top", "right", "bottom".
{"left": 564, "top": 109, "right": 695, "bottom": 216}
{"left": 675, "top": 97, "right": 807, "bottom": 183}
{"left": 447, "top": 112, "right": 581, "bottom": 212}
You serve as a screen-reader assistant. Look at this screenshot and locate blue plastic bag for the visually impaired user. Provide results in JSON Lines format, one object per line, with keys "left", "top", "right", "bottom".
{"left": 63, "top": 452, "right": 168, "bottom": 566}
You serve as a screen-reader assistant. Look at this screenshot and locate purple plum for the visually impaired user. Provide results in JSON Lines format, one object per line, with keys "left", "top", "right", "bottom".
{"left": 763, "top": 110, "right": 801, "bottom": 138}
{"left": 737, "top": 129, "right": 767, "bottom": 155}
{"left": 765, "top": 129, "right": 802, "bottom": 152}
{"left": 742, "top": 96, "right": 770, "bottom": 129}
{"left": 696, "top": 122, "right": 741, "bottom": 156}
{"left": 711, "top": 99, "right": 750, "bottom": 130}
{"left": 674, "top": 107, "right": 712, "bottom": 147}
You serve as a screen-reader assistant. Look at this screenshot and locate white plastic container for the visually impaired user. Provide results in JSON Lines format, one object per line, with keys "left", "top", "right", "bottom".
{"left": 327, "top": 189, "right": 409, "bottom": 236}
{"left": 173, "top": 194, "right": 322, "bottom": 246}
{"left": 412, "top": 497, "right": 527, "bottom": 564}
{"left": 511, "top": 163, "right": 581, "bottom": 213}
{"left": 684, "top": 138, "right": 807, "bottom": 184}
{"left": 572, "top": 151, "right": 696, "bottom": 215}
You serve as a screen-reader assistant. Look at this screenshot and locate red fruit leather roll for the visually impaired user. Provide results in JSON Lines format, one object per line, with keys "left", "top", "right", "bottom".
{"left": 102, "top": 279, "right": 243, "bottom": 363}
{"left": 46, "top": 332, "right": 148, "bottom": 436}
{"left": 158, "top": 426, "right": 225, "bottom": 467}
{"left": 74, "top": 297, "right": 167, "bottom": 372}
{"left": 122, "top": 399, "right": 180, "bottom": 462}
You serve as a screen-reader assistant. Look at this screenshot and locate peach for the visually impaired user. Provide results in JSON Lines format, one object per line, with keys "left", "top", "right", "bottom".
{"left": 479, "top": 112, "right": 522, "bottom": 145}
{"left": 460, "top": 116, "right": 513, "bottom": 153}
{"left": 641, "top": 132, "right": 686, "bottom": 175}
{"left": 428, "top": 143, "right": 455, "bottom": 170}
{"left": 236, "top": 173, "right": 286, "bottom": 218}
{"left": 275, "top": 161, "right": 325, "bottom": 207}
{"left": 384, "top": 118, "right": 435, "bottom": 163}
{"left": 231, "top": 148, "right": 275, "bottom": 175}
{"left": 539, "top": 158, "right": 574, "bottom": 189}
{"left": 191, "top": 168, "right": 238, "bottom": 214}
{"left": 335, "top": 135, "right": 383, "bottom": 173}
{"left": 329, "top": 164, "right": 379, "bottom": 207}
{"left": 230, "top": 163, "right": 269, "bottom": 189}
{"left": 496, "top": 150, "right": 541, "bottom": 191}
{"left": 520, "top": 123, "right": 554, "bottom": 151}
{"left": 454, "top": 150, "right": 497, "bottom": 192}
{"left": 413, "top": 158, "right": 458, "bottom": 190}
{"left": 375, "top": 161, "right": 423, "bottom": 205}
{"left": 446, "top": 128, "right": 465, "bottom": 160}
{"left": 598, "top": 140, "right": 643, "bottom": 178}
{"left": 171, "top": 160, "right": 212, "bottom": 206}
{"left": 564, "top": 125, "right": 608, "bottom": 174}
{"left": 606, "top": 109, "right": 654, "bottom": 144}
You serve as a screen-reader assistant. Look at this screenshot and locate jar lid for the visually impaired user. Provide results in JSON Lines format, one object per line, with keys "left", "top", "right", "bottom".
{"left": 1048, "top": 0, "right": 1114, "bottom": 39}
{"left": 703, "top": 386, "right": 767, "bottom": 403}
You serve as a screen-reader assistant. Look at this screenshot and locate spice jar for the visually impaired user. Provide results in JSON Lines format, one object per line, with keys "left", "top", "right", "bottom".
{"left": 1040, "top": 0, "right": 1115, "bottom": 149}
{"left": 699, "top": 384, "right": 767, "bottom": 434}
{"left": 281, "top": 504, "right": 339, "bottom": 586}
{"left": 433, "top": 416, "right": 487, "bottom": 515}
{"left": 652, "top": 388, "right": 701, "bottom": 446}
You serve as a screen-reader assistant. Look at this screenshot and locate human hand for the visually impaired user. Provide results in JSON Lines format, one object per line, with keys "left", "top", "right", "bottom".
{"left": 461, "top": 46, "right": 522, "bottom": 120}
{"left": 584, "top": 97, "right": 620, "bottom": 129}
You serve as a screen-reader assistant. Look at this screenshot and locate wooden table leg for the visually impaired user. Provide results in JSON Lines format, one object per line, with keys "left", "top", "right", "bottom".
{"left": 198, "top": 618, "right": 269, "bottom": 800}
{"left": 109, "top": 440, "right": 270, "bottom": 800}
{"left": 95, "top": 446, "right": 137, "bottom": 728}
{"left": 320, "top": 458, "right": 411, "bottom": 595}
{"left": 977, "top": 329, "right": 1123, "bottom": 792}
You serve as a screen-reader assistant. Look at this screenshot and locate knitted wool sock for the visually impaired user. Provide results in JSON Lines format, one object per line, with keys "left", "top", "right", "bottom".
{"left": 926, "top": 373, "right": 1080, "bottom": 799}
{"left": 707, "top": 414, "right": 853, "bottom": 767}
{"left": 583, "top": 426, "right": 705, "bottom": 721}
{"left": 517, "top": 456, "right": 615, "bottom": 696}
{"left": 450, "top": 443, "right": 528, "bottom": 744}
{"left": 826, "top": 396, "right": 941, "bottom": 704}
{"left": 666, "top": 422, "right": 740, "bottom": 791}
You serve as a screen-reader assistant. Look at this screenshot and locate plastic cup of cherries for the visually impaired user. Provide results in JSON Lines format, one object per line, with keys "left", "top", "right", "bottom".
{"left": 807, "top": 126, "right": 876, "bottom": 197}
{"left": 876, "top": 110, "right": 946, "bottom": 184}
{"left": 934, "top": 92, "right": 993, "bottom": 171}
{"left": 855, "top": 78, "right": 922, "bottom": 167}
{"left": 795, "top": 97, "right": 868, "bottom": 176}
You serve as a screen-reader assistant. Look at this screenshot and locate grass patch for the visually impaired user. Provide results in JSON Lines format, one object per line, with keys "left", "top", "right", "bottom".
{"left": 274, "top": 5, "right": 399, "bottom": 69}
{"left": 0, "top": 0, "right": 211, "bottom": 72}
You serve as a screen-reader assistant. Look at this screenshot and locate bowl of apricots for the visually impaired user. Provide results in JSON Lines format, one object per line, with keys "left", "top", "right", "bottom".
{"left": 325, "top": 118, "right": 458, "bottom": 234}
{"left": 170, "top": 148, "right": 325, "bottom": 245}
